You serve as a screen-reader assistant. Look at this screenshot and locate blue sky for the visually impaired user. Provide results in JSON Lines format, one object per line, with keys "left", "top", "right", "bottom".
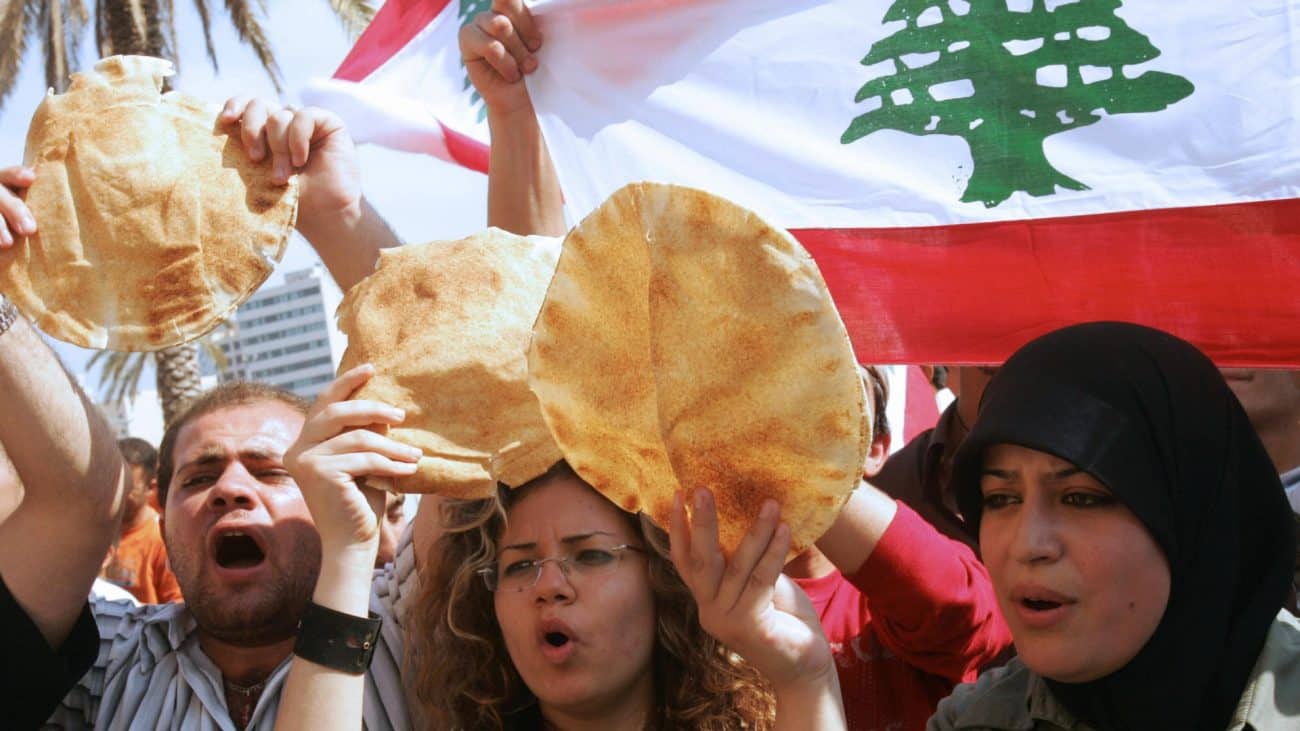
{"left": 0, "top": 0, "right": 488, "bottom": 395}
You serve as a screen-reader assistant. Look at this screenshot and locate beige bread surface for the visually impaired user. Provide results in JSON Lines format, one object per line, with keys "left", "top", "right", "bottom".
{"left": 529, "top": 183, "right": 869, "bottom": 554}
{"left": 0, "top": 55, "right": 297, "bottom": 350}
{"left": 336, "top": 230, "right": 565, "bottom": 497}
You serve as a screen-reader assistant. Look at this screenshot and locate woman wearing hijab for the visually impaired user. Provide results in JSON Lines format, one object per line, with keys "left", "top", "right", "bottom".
{"left": 929, "top": 322, "right": 1300, "bottom": 730}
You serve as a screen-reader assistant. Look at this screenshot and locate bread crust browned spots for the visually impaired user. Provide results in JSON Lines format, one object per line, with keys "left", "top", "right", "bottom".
{"left": 0, "top": 55, "right": 297, "bottom": 351}
{"left": 529, "top": 183, "right": 868, "bottom": 555}
{"left": 335, "top": 230, "right": 566, "bottom": 496}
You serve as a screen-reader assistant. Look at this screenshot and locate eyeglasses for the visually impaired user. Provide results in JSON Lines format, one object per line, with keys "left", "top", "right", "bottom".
{"left": 478, "top": 544, "right": 646, "bottom": 592}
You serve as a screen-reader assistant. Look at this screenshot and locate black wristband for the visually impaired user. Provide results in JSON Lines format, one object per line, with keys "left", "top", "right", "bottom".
{"left": 293, "top": 601, "right": 383, "bottom": 675}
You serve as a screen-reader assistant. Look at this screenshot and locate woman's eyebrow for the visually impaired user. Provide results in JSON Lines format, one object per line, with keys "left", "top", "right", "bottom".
{"left": 1047, "top": 467, "right": 1085, "bottom": 481}
{"left": 500, "top": 531, "right": 619, "bottom": 553}
{"left": 560, "top": 531, "right": 618, "bottom": 545}
{"left": 980, "top": 466, "right": 1084, "bottom": 481}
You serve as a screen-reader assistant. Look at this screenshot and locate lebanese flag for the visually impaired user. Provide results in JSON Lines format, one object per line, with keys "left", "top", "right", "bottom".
{"left": 526, "top": 0, "right": 1300, "bottom": 367}
{"left": 301, "top": 0, "right": 490, "bottom": 171}
{"left": 305, "top": 0, "right": 1300, "bottom": 373}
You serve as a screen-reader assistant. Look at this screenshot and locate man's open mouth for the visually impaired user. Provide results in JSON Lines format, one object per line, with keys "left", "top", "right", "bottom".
{"left": 214, "top": 530, "right": 266, "bottom": 569}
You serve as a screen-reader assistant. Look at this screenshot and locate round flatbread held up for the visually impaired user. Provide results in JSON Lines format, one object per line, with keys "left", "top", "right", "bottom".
{"left": 528, "top": 183, "right": 870, "bottom": 555}
{"left": 336, "top": 229, "right": 565, "bottom": 497}
{"left": 0, "top": 55, "right": 298, "bottom": 350}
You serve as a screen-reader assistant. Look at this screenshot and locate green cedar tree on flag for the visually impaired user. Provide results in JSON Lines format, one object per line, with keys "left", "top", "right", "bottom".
{"left": 841, "top": 0, "right": 1195, "bottom": 207}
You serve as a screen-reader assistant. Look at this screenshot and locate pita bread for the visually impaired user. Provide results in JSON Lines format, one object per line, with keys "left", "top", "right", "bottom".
{"left": 0, "top": 55, "right": 298, "bottom": 351}
{"left": 529, "top": 183, "right": 869, "bottom": 554}
{"left": 336, "top": 230, "right": 565, "bottom": 497}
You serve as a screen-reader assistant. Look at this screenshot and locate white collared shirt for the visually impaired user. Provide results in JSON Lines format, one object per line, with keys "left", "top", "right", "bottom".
{"left": 44, "top": 529, "right": 420, "bottom": 731}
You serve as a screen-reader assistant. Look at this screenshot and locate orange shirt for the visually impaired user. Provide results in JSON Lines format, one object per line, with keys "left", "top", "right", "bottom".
{"left": 101, "top": 514, "right": 182, "bottom": 604}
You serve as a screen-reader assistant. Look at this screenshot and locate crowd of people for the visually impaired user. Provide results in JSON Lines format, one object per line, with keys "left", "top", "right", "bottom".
{"left": 1, "top": 2, "right": 1300, "bottom": 729}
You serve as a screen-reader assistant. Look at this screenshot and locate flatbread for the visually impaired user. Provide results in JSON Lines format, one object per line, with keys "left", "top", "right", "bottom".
{"left": 336, "top": 230, "right": 565, "bottom": 497}
{"left": 529, "top": 183, "right": 869, "bottom": 554}
{"left": 0, "top": 55, "right": 298, "bottom": 350}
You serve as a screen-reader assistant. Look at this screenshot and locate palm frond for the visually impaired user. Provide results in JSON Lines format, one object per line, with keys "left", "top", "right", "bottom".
{"left": 65, "top": 0, "right": 89, "bottom": 75}
{"left": 158, "top": 0, "right": 179, "bottom": 69}
{"left": 91, "top": 349, "right": 130, "bottom": 400}
{"left": 189, "top": 0, "right": 219, "bottom": 72}
{"left": 86, "top": 348, "right": 110, "bottom": 371}
{"left": 327, "top": 0, "right": 375, "bottom": 40}
{"left": 97, "top": 0, "right": 162, "bottom": 57}
{"left": 96, "top": 1, "right": 131, "bottom": 56}
{"left": 198, "top": 332, "right": 231, "bottom": 375}
{"left": 94, "top": 0, "right": 107, "bottom": 58}
{"left": 41, "top": 2, "right": 72, "bottom": 92}
{"left": 142, "top": 0, "right": 170, "bottom": 60}
{"left": 0, "top": 1, "right": 34, "bottom": 111}
{"left": 221, "top": 0, "right": 282, "bottom": 92}
{"left": 121, "top": 0, "right": 147, "bottom": 54}
{"left": 89, "top": 349, "right": 148, "bottom": 406}
{"left": 115, "top": 350, "right": 148, "bottom": 404}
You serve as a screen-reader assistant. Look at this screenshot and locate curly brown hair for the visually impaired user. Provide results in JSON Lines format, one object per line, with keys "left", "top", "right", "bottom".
{"left": 405, "top": 462, "right": 777, "bottom": 730}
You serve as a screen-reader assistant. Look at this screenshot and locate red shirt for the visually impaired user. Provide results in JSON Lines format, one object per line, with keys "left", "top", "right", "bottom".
{"left": 794, "top": 503, "right": 1011, "bottom": 731}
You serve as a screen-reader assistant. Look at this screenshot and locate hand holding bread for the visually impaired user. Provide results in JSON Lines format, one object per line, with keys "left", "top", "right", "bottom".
{"left": 218, "top": 97, "right": 362, "bottom": 247}
{"left": 284, "top": 364, "right": 420, "bottom": 556}
{"left": 0, "top": 165, "right": 36, "bottom": 248}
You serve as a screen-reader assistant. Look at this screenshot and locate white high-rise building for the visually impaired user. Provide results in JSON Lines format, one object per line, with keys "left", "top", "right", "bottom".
{"left": 215, "top": 267, "right": 346, "bottom": 400}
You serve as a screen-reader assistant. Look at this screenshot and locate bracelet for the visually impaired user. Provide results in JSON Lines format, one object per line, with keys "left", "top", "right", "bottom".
{"left": 0, "top": 295, "right": 19, "bottom": 337}
{"left": 292, "top": 601, "right": 383, "bottom": 675}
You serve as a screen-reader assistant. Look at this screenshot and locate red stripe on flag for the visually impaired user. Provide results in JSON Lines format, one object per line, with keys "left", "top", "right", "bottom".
{"left": 794, "top": 198, "right": 1300, "bottom": 367}
{"left": 440, "top": 120, "right": 490, "bottom": 173}
{"left": 334, "top": 0, "right": 453, "bottom": 82}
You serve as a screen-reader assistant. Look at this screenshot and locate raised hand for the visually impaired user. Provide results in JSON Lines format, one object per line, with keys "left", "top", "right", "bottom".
{"left": 669, "top": 488, "right": 838, "bottom": 691}
{"left": 0, "top": 165, "right": 37, "bottom": 248}
{"left": 218, "top": 98, "right": 362, "bottom": 243}
{"left": 283, "top": 364, "right": 420, "bottom": 557}
{"left": 459, "top": 0, "right": 543, "bottom": 116}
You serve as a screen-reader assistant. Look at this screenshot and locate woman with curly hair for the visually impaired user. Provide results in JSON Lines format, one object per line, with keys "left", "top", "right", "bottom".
{"left": 404, "top": 460, "right": 816, "bottom": 729}
{"left": 273, "top": 365, "right": 844, "bottom": 731}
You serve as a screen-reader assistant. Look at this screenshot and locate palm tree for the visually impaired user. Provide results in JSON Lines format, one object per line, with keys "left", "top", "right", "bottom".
{"left": 0, "top": 0, "right": 373, "bottom": 425}
{"left": 87, "top": 327, "right": 232, "bottom": 411}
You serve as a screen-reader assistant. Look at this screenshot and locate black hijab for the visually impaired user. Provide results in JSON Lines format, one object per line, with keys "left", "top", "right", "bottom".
{"left": 951, "top": 322, "right": 1295, "bottom": 731}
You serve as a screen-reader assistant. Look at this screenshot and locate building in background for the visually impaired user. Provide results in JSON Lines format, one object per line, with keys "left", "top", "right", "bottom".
{"left": 209, "top": 266, "right": 346, "bottom": 400}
